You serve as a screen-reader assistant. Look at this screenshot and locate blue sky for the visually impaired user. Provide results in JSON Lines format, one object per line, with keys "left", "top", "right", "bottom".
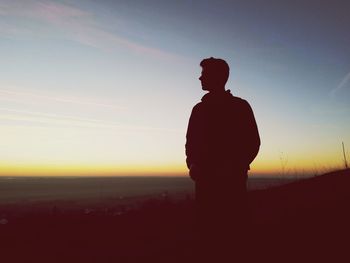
{"left": 0, "top": 0, "right": 349, "bottom": 175}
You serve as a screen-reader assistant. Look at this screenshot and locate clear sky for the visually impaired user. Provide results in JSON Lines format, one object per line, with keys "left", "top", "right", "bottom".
{"left": 1, "top": 0, "right": 349, "bottom": 176}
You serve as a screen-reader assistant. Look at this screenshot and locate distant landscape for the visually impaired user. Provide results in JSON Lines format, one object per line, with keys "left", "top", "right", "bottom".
{"left": 1, "top": 170, "right": 350, "bottom": 262}
{"left": 0, "top": 176, "right": 297, "bottom": 205}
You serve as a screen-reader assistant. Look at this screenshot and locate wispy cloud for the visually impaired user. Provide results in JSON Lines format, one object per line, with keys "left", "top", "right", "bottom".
{"left": 0, "top": 0, "right": 179, "bottom": 59}
{"left": 330, "top": 71, "right": 350, "bottom": 98}
{"left": 0, "top": 108, "right": 126, "bottom": 129}
{"left": 0, "top": 89, "right": 126, "bottom": 110}
{"left": 0, "top": 107, "right": 182, "bottom": 133}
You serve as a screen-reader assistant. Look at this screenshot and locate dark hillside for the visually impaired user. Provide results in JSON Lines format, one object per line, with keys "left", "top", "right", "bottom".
{"left": 1, "top": 169, "right": 350, "bottom": 262}
{"left": 249, "top": 169, "right": 350, "bottom": 262}
{"left": 250, "top": 168, "right": 350, "bottom": 224}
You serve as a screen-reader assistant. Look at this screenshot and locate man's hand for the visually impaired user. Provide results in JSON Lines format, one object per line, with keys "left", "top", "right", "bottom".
{"left": 189, "top": 164, "right": 201, "bottom": 181}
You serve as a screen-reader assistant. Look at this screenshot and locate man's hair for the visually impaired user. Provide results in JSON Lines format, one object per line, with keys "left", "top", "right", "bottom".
{"left": 200, "top": 57, "right": 230, "bottom": 85}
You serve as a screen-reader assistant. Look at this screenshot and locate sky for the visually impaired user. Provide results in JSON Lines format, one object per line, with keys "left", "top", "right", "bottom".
{"left": 0, "top": 0, "right": 349, "bottom": 176}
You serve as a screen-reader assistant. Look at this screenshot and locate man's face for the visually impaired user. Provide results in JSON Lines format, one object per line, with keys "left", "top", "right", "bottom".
{"left": 199, "top": 69, "right": 216, "bottom": 91}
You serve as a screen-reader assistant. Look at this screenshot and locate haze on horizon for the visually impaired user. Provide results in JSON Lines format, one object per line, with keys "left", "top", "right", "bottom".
{"left": 1, "top": 0, "right": 349, "bottom": 176}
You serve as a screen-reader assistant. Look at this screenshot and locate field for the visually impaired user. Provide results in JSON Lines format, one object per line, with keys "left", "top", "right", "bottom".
{"left": 0, "top": 176, "right": 294, "bottom": 215}
{"left": 1, "top": 171, "right": 349, "bottom": 262}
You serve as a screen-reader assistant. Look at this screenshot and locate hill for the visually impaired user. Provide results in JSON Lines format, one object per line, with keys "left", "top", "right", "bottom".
{"left": 1, "top": 169, "right": 350, "bottom": 262}
{"left": 249, "top": 168, "right": 350, "bottom": 262}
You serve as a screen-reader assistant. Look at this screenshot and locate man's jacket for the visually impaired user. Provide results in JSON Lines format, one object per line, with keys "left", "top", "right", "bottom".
{"left": 185, "top": 90, "right": 260, "bottom": 180}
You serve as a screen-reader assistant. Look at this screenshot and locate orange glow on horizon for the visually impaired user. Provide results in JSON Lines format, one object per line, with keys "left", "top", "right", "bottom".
{"left": 0, "top": 160, "right": 343, "bottom": 177}
{"left": 0, "top": 162, "right": 188, "bottom": 176}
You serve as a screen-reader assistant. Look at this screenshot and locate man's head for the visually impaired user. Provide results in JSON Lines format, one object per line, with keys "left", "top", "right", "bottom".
{"left": 199, "top": 57, "right": 230, "bottom": 92}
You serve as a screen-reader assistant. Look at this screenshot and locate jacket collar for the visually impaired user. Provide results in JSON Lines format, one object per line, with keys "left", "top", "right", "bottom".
{"left": 201, "top": 89, "right": 233, "bottom": 103}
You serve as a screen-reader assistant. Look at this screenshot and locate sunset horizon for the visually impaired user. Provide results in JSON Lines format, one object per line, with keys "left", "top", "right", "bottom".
{"left": 1, "top": 0, "right": 349, "bottom": 177}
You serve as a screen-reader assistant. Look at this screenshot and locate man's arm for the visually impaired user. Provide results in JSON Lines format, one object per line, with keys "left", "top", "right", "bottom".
{"left": 185, "top": 105, "right": 203, "bottom": 180}
{"left": 185, "top": 105, "right": 197, "bottom": 168}
{"left": 243, "top": 101, "right": 260, "bottom": 168}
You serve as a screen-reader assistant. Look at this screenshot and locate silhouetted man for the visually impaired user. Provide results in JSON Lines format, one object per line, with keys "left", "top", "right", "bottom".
{"left": 186, "top": 57, "right": 260, "bottom": 259}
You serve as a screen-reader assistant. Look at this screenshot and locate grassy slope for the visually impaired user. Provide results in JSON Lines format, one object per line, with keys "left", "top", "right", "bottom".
{"left": 1, "top": 169, "right": 350, "bottom": 262}
{"left": 249, "top": 168, "right": 350, "bottom": 262}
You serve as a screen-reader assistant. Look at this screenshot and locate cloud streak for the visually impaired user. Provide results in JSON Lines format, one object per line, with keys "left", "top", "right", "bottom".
{"left": 330, "top": 71, "right": 350, "bottom": 98}
{"left": 0, "top": 0, "right": 179, "bottom": 59}
{"left": 0, "top": 89, "right": 126, "bottom": 110}
{"left": 0, "top": 107, "right": 182, "bottom": 133}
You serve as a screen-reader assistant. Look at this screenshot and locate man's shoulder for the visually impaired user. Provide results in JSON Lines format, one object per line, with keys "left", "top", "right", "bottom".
{"left": 231, "top": 96, "right": 252, "bottom": 111}
{"left": 192, "top": 102, "right": 204, "bottom": 111}
{"left": 231, "top": 95, "right": 248, "bottom": 104}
